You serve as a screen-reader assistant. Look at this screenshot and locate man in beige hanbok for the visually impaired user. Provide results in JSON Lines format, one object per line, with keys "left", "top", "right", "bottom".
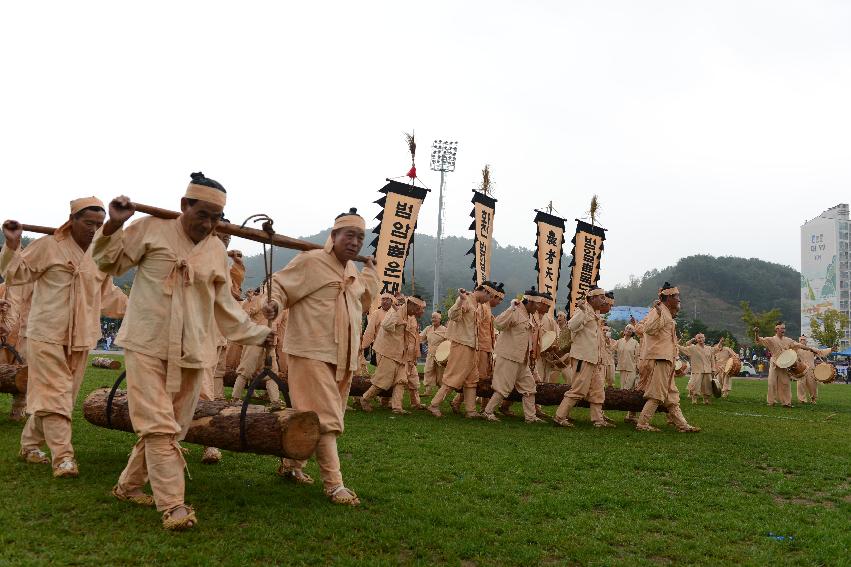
{"left": 553, "top": 288, "right": 612, "bottom": 428}
{"left": 94, "top": 173, "right": 274, "bottom": 530}
{"left": 679, "top": 334, "right": 714, "bottom": 404}
{"left": 633, "top": 283, "right": 700, "bottom": 432}
{"left": 420, "top": 311, "right": 447, "bottom": 396}
{"left": 360, "top": 296, "right": 425, "bottom": 414}
{"left": 795, "top": 336, "right": 832, "bottom": 404}
{"left": 426, "top": 285, "right": 493, "bottom": 418}
{"left": 712, "top": 340, "right": 739, "bottom": 399}
{"left": 536, "top": 293, "right": 560, "bottom": 384}
{"left": 265, "top": 208, "right": 378, "bottom": 506}
{"left": 2, "top": 197, "right": 127, "bottom": 477}
{"left": 483, "top": 291, "right": 544, "bottom": 424}
{"left": 615, "top": 324, "right": 640, "bottom": 423}
{"left": 755, "top": 322, "right": 807, "bottom": 408}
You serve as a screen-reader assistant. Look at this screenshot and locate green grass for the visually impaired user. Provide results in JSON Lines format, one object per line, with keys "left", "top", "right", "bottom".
{"left": 0, "top": 356, "right": 849, "bottom": 566}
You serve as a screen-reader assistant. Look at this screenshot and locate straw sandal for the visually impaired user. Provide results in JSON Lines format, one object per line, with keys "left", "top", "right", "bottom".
{"left": 327, "top": 485, "right": 360, "bottom": 506}
{"left": 552, "top": 416, "right": 574, "bottom": 428}
{"left": 593, "top": 421, "right": 616, "bottom": 429}
{"left": 427, "top": 406, "right": 442, "bottom": 417}
{"left": 19, "top": 448, "right": 50, "bottom": 465}
{"left": 275, "top": 462, "right": 314, "bottom": 485}
{"left": 112, "top": 485, "right": 155, "bottom": 507}
{"left": 635, "top": 423, "right": 661, "bottom": 432}
{"left": 525, "top": 416, "right": 545, "bottom": 424}
{"left": 677, "top": 425, "right": 701, "bottom": 433}
{"left": 201, "top": 447, "right": 222, "bottom": 464}
{"left": 162, "top": 505, "right": 197, "bottom": 531}
{"left": 484, "top": 413, "right": 500, "bottom": 422}
{"left": 53, "top": 457, "right": 79, "bottom": 478}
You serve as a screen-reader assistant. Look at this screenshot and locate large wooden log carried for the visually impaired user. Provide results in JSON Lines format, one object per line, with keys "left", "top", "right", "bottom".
{"left": 349, "top": 375, "right": 667, "bottom": 413}
{"left": 0, "top": 364, "right": 28, "bottom": 395}
{"left": 83, "top": 388, "right": 320, "bottom": 459}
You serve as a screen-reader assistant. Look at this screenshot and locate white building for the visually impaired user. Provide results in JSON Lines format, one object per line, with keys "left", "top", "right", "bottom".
{"left": 800, "top": 204, "right": 850, "bottom": 347}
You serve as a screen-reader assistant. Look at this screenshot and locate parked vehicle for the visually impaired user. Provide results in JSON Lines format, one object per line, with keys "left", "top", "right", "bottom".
{"left": 738, "top": 361, "right": 758, "bottom": 377}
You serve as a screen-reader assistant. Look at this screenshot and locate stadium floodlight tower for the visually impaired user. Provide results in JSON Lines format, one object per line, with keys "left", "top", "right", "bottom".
{"left": 430, "top": 139, "right": 458, "bottom": 313}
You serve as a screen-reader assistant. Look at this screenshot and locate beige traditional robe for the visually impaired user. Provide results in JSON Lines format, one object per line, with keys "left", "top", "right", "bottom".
{"left": 756, "top": 335, "right": 803, "bottom": 407}
{"left": 362, "top": 306, "right": 390, "bottom": 351}
{"left": 486, "top": 304, "right": 537, "bottom": 420}
{"left": 476, "top": 303, "right": 495, "bottom": 379}
{"left": 796, "top": 347, "right": 831, "bottom": 403}
{"left": 269, "top": 248, "right": 378, "bottom": 491}
{"left": 554, "top": 302, "right": 606, "bottom": 423}
{"left": 539, "top": 311, "right": 560, "bottom": 383}
{"left": 713, "top": 345, "right": 738, "bottom": 395}
{"left": 679, "top": 343, "right": 714, "bottom": 399}
{"left": 93, "top": 216, "right": 269, "bottom": 511}
{"left": 441, "top": 294, "right": 480, "bottom": 389}
{"left": 603, "top": 335, "right": 616, "bottom": 388}
{"left": 1, "top": 230, "right": 127, "bottom": 467}
{"left": 421, "top": 324, "right": 447, "bottom": 388}
{"left": 615, "top": 336, "right": 640, "bottom": 389}
{"left": 633, "top": 304, "right": 693, "bottom": 429}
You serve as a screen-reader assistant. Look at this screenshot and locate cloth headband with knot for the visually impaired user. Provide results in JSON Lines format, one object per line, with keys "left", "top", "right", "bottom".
{"left": 324, "top": 213, "right": 366, "bottom": 254}
{"left": 659, "top": 286, "right": 680, "bottom": 296}
{"left": 70, "top": 196, "right": 105, "bottom": 215}
{"left": 431, "top": 311, "right": 441, "bottom": 318}
{"left": 185, "top": 183, "right": 227, "bottom": 208}
{"left": 380, "top": 293, "right": 394, "bottom": 300}
{"left": 524, "top": 294, "right": 542, "bottom": 303}
{"left": 586, "top": 288, "right": 606, "bottom": 298}
{"left": 483, "top": 284, "right": 499, "bottom": 296}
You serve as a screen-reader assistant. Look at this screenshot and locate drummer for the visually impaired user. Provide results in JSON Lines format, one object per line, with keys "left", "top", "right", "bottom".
{"left": 678, "top": 334, "right": 714, "bottom": 405}
{"left": 712, "top": 339, "right": 739, "bottom": 399}
{"left": 754, "top": 322, "right": 810, "bottom": 408}
{"left": 796, "top": 336, "right": 832, "bottom": 404}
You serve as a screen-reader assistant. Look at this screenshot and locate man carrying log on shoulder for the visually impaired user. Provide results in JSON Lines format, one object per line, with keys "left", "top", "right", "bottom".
{"left": 482, "top": 288, "right": 543, "bottom": 424}
{"left": 553, "top": 287, "right": 613, "bottom": 429}
{"left": 263, "top": 208, "right": 378, "bottom": 506}
{"left": 360, "top": 294, "right": 425, "bottom": 414}
{"left": 427, "top": 284, "right": 494, "bottom": 418}
{"left": 93, "top": 173, "right": 274, "bottom": 531}
{"left": 633, "top": 283, "right": 700, "bottom": 433}
{"left": 1, "top": 197, "right": 128, "bottom": 477}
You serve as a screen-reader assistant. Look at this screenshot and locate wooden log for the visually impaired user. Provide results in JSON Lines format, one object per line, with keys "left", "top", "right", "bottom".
{"left": 23, "top": 206, "right": 372, "bottom": 262}
{"left": 133, "top": 203, "right": 373, "bottom": 263}
{"left": 0, "top": 364, "right": 27, "bottom": 395}
{"left": 349, "top": 375, "right": 667, "bottom": 413}
{"left": 82, "top": 388, "right": 320, "bottom": 459}
{"left": 21, "top": 224, "right": 55, "bottom": 236}
{"left": 91, "top": 357, "right": 122, "bottom": 370}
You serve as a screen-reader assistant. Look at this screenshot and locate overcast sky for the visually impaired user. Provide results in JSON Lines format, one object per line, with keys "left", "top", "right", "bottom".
{"left": 2, "top": 1, "right": 850, "bottom": 288}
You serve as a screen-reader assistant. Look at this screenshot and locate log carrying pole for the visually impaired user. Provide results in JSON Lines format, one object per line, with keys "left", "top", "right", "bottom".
{"left": 83, "top": 388, "right": 320, "bottom": 459}
{"left": 22, "top": 205, "right": 371, "bottom": 263}
{"left": 349, "top": 375, "right": 667, "bottom": 413}
{"left": 0, "top": 364, "right": 28, "bottom": 395}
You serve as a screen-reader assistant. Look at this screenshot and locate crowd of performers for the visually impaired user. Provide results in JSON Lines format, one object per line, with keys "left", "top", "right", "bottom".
{"left": 0, "top": 172, "right": 837, "bottom": 531}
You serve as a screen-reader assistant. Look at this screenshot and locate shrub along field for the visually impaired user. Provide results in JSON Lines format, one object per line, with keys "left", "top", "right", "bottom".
{"left": 0, "top": 356, "right": 848, "bottom": 566}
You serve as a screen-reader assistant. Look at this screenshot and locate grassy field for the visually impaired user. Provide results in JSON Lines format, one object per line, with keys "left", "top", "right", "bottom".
{"left": 0, "top": 357, "right": 848, "bottom": 566}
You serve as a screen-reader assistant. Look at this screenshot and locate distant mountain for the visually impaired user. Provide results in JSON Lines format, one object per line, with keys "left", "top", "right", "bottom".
{"left": 612, "top": 255, "right": 801, "bottom": 340}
